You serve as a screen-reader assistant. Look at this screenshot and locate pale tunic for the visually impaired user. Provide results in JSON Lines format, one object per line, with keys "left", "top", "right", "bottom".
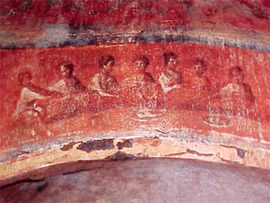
{"left": 13, "top": 87, "right": 49, "bottom": 120}
{"left": 49, "top": 79, "right": 68, "bottom": 95}
{"left": 158, "top": 71, "right": 182, "bottom": 94}
{"left": 121, "top": 74, "right": 146, "bottom": 89}
{"left": 219, "top": 83, "right": 243, "bottom": 98}
{"left": 46, "top": 77, "right": 86, "bottom": 120}
{"left": 219, "top": 83, "right": 253, "bottom": 110}
{"left": 49, "top": 76, "right": 84, "bottom": 95}
{"left": 88, "top": 73, "right": 118, "bottom": 97}
{"left": 121, "top": 73, "right": 159, "bottom": 108}
{"left": 121, "top": 74, "right": 147, "bottom": 103}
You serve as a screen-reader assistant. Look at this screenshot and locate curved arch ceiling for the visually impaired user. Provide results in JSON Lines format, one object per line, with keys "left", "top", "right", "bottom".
{"left": 1, "top": 0, "right": 270, "bottom": 182}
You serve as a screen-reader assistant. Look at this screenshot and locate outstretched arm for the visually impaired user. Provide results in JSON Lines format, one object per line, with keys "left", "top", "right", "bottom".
{"left": 28, "top": 84, "right": 63, "bottom": 97}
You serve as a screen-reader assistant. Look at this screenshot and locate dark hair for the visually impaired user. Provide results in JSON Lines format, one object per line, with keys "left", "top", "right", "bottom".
{"left": 229, "top": 66, "right": 243, "bottom": 77}
{"left": 194, "top": 58, "right": 207, "bottom": 71}
{"left": 163, "top": 52, "right": 178, "bottom": 66}
{"left": 133, "top": 55, "right": 150, "bottom": 67}
{"left": 60, "top": 63, "right": 74, "bottom": 73}
{"left": 99, "top": 55, "right": 115, "bottom": 68}
{"left": 18, "top": 71, "right": 32, "bottom": 84}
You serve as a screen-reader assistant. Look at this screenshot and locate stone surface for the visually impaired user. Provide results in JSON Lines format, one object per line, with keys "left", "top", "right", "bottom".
{"left": 1, "top": 159, "right": 270, "bottom": 203}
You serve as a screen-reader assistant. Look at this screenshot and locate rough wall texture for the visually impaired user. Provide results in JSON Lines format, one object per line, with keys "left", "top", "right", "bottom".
{"left": 1, "top": 0, "right": 270, "bottom": 182}
{"left": 2, "top": 159, "right": 270, "bottom": 203}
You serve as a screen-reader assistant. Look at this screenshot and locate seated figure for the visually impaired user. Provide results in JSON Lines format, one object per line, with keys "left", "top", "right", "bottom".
{"left": 87, "top": 55, "right": 119, "bottom": 97}
{"left": 184, "top": 58, "right": 212, "bottom": 108}
{"left": 121, "top": 55, "right": 158, "bottom": 108}
{"left": 44, "top": 63, "right": 86, "bottom": 123}
{"left": 12, "top": 71, "right": 59, "bottom": 137}
{"left": 158, "top": 52, "right": 183, "bottom": 94}
{"left": 120, "top": 55, "right": 165, "bottom": 120}
{"left": 204, "top": 66, "right": 256, "bottom": 127}
{"left": 121, "top": 56, "right": 155, "bottom": 88}
{"left": 219, "top": 66, "right": 255, "bottom": 113}
{"left": 188, "top": 58, "right": 211, "bottom": 92}
{"left": 49, "top": 63, "right": 85, "bottom": 96}
{"left": 13, "top": 71, "right": 58, "bottom": 122}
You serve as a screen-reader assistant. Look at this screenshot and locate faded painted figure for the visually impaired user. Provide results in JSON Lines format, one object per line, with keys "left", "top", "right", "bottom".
{"left": 185, "top": 58, "right": 212, "bottom": 110}
{"left": 121, "top": 55, "right": 157, "bottom": 107}
{"left": 159, "top": 52, "right": 183, "bottom": 94}
{"left": 88, "top": 55, "right": 119, "bottom": 97}
{"left": 13, "top": 71, "right": 59, "bottom": 122}
{"left": 44, "top": 63, "right": 86, "bottom": 123}
{"left": 204, "top": 66, "right": 256, "bottom": 127}
{"left": 188, "top": 58, "right": 211, "bottom": 92}
{"left": 49, "top": 63, "right": 85, "bottom": 95}
{"left": 12, "top": 71, "right": 58, "bottom": 136}
{"left": 218, "top": 66, "right": 255, "bottom": 115}
{"left": 86, "top": 55, "right": 120, "bottom": 112}
{"left": 121, "top": 56, "right": 164, "bottom": 120}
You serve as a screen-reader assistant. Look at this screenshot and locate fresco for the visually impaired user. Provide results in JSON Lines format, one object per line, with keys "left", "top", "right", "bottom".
{"left": 1, "top": 42, "right": 270, "bottom": 151}
{"left": 1, "top": 0, "right": 270, "bottom": 162}
{"left": 1, "top": 0, "right": 270, "bottom": 51}
{"left": 1, "top": 0, "right": 270, "bottom": 32}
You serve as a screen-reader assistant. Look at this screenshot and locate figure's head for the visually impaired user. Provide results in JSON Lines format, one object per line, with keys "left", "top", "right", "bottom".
{"left": 99, "top": 55, "right": 115, "bottom": 73}
{"left": 163, "top": 52, "right": 178, "bottom": 70}
{"left": 18, "top": 71, "right": 32, "bottom": 86}
{"left": 229, "top": 66, "right": 244, "bottom": 84}
{"left": 133, "top": 56, "right": 149, "bottom": 73}
{"left": 60, "top": 63, "right": 74, "bottom": 79}
{"left": 194, "top": 58, "right": 207, "bottom": 76}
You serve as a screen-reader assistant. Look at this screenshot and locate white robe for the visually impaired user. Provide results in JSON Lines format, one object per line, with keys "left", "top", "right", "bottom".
{"left": 88, "top": 73, "right": 118, "bottom": 97}
{"left": 13, "top": 87, "right": 49, "bottom": 120}
{"left": 158, "top": 71, "right": 181, "bottom": 93}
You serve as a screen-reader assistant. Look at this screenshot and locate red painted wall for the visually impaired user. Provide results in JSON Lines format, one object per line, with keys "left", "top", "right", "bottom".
{"left": 1, "top": 42, "right": 270, "bottom": 149}
{"left": 1, "top": 0, "right": 270, "bottom": 32}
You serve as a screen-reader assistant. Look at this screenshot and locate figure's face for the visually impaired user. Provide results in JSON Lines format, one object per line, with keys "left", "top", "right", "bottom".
{"left": 21, "top": 73, "right": 32, "bottom": 86}
{"left": 232, "top": 70, "right": 244, "bottom": 84}
{"left": 104, "top": 60, "right": 115, "bottom": 73}
{"left": 60, "top": 66, "right": 72, "bottom": 78}
{"left": 194, "top": 64, "right": 206, "bottom": 76}
{"left": 133, "top": 59, "right": 146, "bottom": 72}
{"left": 166, "top": 57, "right": 178, "bottom": 70}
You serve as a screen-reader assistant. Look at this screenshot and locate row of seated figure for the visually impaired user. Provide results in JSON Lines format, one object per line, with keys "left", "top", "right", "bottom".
{"left": 13, "top": 52, "right": 257, "bottom": 125}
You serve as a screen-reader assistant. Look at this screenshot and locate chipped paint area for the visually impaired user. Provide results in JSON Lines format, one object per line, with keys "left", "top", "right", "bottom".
{"left": 2, "top": 132, "right": 270, "bottom": 183}
{"left": 77, "top": 139, "right": 114, "bottom": 153}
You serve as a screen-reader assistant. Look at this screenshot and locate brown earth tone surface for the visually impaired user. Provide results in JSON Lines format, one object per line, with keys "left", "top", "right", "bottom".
{"left": 1, "top": 159, "right": 270, "bottom": 203}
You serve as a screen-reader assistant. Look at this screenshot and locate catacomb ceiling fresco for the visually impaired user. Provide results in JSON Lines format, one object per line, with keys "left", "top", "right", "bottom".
{"left": 1, "top": 0, "right": 270, "bottom": 183}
